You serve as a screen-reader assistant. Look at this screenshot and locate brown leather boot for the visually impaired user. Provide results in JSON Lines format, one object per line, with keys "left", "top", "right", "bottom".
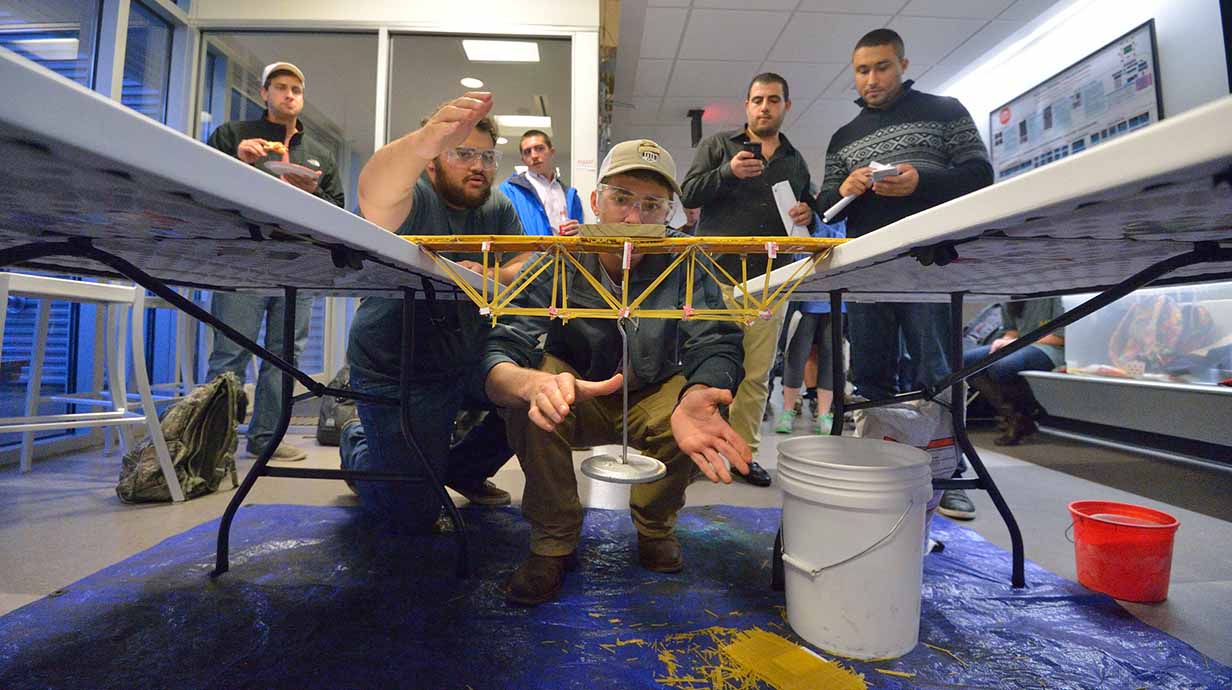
{"left": 506, "top": 552, "right": 578, "bottom": 606}
{"left": 637, "top": 534, "right": 684, "bottom": 573}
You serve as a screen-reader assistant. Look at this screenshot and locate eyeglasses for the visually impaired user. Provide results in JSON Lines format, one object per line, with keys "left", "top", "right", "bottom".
{"left": 597, "top": 183, "right": 673, "bottom": 220}
{"left": 444, "top": 147, "right": 502, "bottom": 169}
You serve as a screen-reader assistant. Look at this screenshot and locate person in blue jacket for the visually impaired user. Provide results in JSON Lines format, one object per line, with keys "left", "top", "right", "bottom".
{"left": 499, "top": 129, "right": 585, "bottom": 236}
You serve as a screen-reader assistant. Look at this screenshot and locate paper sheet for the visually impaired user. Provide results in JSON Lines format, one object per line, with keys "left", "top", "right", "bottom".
{"left": 771, "top": 180, "right": 810, "bottom": 238}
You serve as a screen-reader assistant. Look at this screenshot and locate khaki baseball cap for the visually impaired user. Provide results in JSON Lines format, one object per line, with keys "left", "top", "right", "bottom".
{"left": 261, "top": 61, "right": 305, "bottom": 87}
{"left": 597, "top": 139, "right": 679, "bottom": 195}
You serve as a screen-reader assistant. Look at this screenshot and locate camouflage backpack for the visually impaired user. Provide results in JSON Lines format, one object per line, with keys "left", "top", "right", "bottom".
{"left": 116, "top": 372, "right": 244, "bottom": 503}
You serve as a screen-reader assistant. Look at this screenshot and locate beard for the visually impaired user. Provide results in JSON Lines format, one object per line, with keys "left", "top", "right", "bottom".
{"left": 748, "top": 114, "right": 784, "bottom": 138}
{"left": 435, "top": 166, "right": 491, "bottom": 209}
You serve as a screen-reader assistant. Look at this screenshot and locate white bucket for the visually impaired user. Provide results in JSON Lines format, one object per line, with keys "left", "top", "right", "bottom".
{"left": 777, "top": 436, "right": 933, "bottom": 660}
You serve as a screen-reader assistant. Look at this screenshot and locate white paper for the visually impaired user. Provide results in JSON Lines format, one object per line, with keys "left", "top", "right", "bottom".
{"left": 771, "top": 180, "right": 809, "bottom": 238}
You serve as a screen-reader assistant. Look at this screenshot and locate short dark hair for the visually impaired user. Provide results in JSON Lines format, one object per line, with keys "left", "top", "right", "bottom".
{"left": 263, "top": 69, "right": 300, "bottom": 90}
{"left": 854, "top": 28, "right": 905, "bottom": 59}
{"left": 421, "top": 103, "right": 499, "bottom": 146}
{"left": 746, "top": 72, "right": 789, "bottom": 102}
{"left": 520, "top": 129, "right": 553, "bottom": 150}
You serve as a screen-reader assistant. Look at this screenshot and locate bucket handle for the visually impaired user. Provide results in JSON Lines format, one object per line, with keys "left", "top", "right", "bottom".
{"left": 1064, "top": 522, "right": 1075, "bottom": 544}
{"left": 781, "top": 499, "right": 917, "bottom": 578}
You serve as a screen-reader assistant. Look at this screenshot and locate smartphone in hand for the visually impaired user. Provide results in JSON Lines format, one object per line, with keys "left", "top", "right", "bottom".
{"left": 742, "top": 141, "right": 763, "bottom": 161}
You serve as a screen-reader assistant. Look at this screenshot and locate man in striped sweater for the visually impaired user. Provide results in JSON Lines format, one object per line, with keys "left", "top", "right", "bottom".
{"left": 819, "top": 28, "right": 993, "bottom": 518}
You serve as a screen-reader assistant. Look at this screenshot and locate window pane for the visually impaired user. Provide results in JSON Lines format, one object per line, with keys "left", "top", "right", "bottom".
{"left": 121, "top": 2, "right": 172, "bottom": 123}
{"left": 0, "top": 0, "right": 101, "bottom": 87}
{"left": 387, "top": 36, "right": 572, "bottom": 189}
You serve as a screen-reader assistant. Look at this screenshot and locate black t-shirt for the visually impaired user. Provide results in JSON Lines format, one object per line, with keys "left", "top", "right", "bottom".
{"left": 347, "top": 174, "right": 523, "bottom": 385}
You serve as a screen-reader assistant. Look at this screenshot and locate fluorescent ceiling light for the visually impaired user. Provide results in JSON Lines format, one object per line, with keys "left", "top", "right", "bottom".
{"left": 460, "top": 77, "right": 484, "bottom": 88}
{"left": 13, "top": 38, "right": 79, "bottom": 61}
{"left": 496, "top": 136, "right": 509, "bottom": 145}
{"left": 495, "top": 115, "right": 551, "bottom": 129}
{"left": 462, "top": 40, "right": 540, "bottom": 63}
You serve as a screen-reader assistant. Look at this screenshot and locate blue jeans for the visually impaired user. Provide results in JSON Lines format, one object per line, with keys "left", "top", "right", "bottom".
{"left": 206, "top": 293, "right": 312, "bottom": 453}
{"left": 849, "top": 302, "right": 953, "bottom": 401}
{"left": 963, "top": 344, "right": 1055, "bottom": 383}
{"left": 340, "top": 368, "right": 511, "bottom": 533}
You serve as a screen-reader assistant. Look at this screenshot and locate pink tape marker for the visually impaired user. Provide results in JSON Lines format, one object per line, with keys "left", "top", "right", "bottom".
{"left": 623, "top": 242, "right": 633, "bottom": 270}
{"left": 766, "top": 241, "right": 778, "bottom": 259}
{"left": 759, "top": 309, "right": 772, "bottom": 320}
{"left": 683, "top": 305, "right": 695, "bottom": 319}
{"left": 481, "top": 240, "right": 491, "bottom": 253}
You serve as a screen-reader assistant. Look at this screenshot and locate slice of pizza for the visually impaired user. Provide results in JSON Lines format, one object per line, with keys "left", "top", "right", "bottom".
{"left": 265, "top": 141, "right": 288, "bottom": 155}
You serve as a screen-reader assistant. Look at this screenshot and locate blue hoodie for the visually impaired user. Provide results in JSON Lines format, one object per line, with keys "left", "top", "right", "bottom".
{"left": 499, "top": 172, "right": 584, "bottom": 236}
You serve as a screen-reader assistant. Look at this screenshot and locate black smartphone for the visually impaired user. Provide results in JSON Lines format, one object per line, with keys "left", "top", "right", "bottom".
{"left": 742, "top": 141, "right": 763, "bottom": 161}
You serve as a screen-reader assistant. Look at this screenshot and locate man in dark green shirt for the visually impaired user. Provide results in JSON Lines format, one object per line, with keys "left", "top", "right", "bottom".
{"left": 204, "top": 62, "right": 344, "bottom": 463}
{"left": 342, "top": 93, "right": 528, "bottom": 531}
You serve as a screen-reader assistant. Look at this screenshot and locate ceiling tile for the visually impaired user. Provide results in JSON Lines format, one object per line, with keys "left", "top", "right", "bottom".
{"left": 678, "top": 9, "right": 791, "bottom": 60}
{"left": 899, "top": 0, "right": 1015, "bottom": 19}
{"left": 822, "top": 69, "right": 860, "bottom": 99}
{"left": 634, "top": 59, "right": 673, "bottom": 97}
{"left": 640, "top": 7, "right": 689, "bottom": 60}
{"left": 937, "top": 19, "right": 1026, "bottom": 71}
{"left": 760, "top": 61, "right": 850, "bottom": 103}
{"left": 660, "top": 96, "right": 746, "bottom": 128}
{"left": 627, "top": 96, "right": 667, "bottom": 125}
{"left": 795, "top": 0, "right": 908, "bottom": 12}
{"left": 999, "top": 0, "right": 1063, "bottom": 21}
{"left": 770, "top": 12, "right": 893, "bottom": 63}
{"left": 648, "top": 0, "right": 691, "bottom": 6}
{"left": 886, "top": 15, "right": 988, "bottom": 64}
{"left": 793, "top": 98, "right": 862, "bottom": 130}
{"left": 694, "top": 0, "right": 798, "bottom": 8}
{"left": 665, "top": 59, "right": 762, "bottom": 98}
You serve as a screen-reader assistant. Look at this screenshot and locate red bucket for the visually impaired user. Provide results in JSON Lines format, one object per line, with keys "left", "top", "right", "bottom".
{"left": 1069, "top": 500, "right": 1179, "bottom": 603}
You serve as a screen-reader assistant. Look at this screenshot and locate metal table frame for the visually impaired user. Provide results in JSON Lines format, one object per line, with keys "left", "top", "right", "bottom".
{"left": 0, "top": 239, "right": 474, "bottom": 579}
{"left": 770, "top": 241, "right": 1232, "bottom": 590}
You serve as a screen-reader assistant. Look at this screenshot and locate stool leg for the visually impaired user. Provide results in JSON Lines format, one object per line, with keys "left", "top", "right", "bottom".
{"left": 110, "top": 303, "right": 137, "bottom": 454}
{"left": 131, "top": 290, "right": 184, "bottom": 502}
{"left": 20, "top": 299, "right": 50, "bottom": 473}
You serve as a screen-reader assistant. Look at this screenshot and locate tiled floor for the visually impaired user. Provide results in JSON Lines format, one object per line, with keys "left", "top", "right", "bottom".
{"left": 3, "top": 410, "right": 1230, "bottom": 666}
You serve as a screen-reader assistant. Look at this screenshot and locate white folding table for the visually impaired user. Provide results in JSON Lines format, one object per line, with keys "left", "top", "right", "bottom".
{"left": 0, "top": 48, "right": 487, "bottom": 577}
{"left": 752, "top": 95, "right": 1232, "bottom": 588}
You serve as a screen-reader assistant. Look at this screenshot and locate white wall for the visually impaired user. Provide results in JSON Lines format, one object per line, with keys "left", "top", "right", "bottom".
{"left": 191, "top": 1, "right": 599, "bottom": 32}
{"left": 941, "top": 0, "right": 1228, "bottom": 142}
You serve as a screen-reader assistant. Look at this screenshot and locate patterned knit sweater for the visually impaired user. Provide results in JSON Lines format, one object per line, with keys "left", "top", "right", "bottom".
{"left": 818, "top": 81, "right": 993, "bottom": 238}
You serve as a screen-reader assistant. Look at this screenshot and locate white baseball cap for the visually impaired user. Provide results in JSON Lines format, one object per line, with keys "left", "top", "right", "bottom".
{"left": 261, "top": 62, "right": 305, "bottom": 87}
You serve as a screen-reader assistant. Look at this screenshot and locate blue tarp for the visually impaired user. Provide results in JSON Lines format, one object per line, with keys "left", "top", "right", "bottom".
{"left": 0, "top": 504, "right": 1227, "bottom": 689}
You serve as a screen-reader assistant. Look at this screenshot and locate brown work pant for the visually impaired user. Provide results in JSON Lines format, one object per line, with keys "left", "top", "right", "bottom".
{"left": 505, "top": 354, "right": 696, "bottom": 557}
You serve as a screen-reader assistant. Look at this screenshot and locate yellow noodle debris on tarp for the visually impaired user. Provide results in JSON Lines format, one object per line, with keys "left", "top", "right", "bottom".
{"left": 721, "top": 629, "right": 867, "bottom": 690}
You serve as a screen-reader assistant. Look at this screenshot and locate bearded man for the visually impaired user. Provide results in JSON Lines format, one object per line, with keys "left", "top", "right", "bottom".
{"left": 680, "top": 73, "right": 819, "bottom": 487}
{"left": 342, "top": 93, "right": 528, "bottom": 531}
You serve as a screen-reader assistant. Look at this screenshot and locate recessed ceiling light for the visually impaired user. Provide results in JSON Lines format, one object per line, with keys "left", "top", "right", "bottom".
{"left": 496, "top": 136, "right": 509, "bottom": 145}
{"left": 462, "top": 40, "right": 540, "bottom": 63}
{"left": 494, "top": 115, "right": 551, "bottom": 129}
{"left": 460, "top": 77, "right": 484, "bottom": 88}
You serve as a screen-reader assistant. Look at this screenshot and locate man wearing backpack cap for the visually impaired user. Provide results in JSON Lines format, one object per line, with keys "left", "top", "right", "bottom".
{"left": 483, "top": 139, "right": 753, "bottom": 605}
{"left": 204, "top": 61, "right": 344, "bottom": 463}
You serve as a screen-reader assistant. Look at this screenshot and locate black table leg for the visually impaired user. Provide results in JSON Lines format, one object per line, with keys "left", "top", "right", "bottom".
{"left": 943, "top": 292, "right": 1026, "bottom": 588}
{"left": 210, "top": 287, "right": 300, "bottom": 578}
{"left": 400, "top": 286, "right": 470, "bottom": 578}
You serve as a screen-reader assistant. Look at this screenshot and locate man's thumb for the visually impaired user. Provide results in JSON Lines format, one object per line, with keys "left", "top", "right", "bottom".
{"left": 576, "top": 373, "right": 623, "bottom": 402}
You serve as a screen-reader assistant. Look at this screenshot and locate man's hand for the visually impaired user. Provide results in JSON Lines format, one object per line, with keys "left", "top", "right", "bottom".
{"left": 873, "top": 163, "right": 919, "bottom": 197}
{"left": 838, "top": 166, "right": 873, "bottom": 197}
{"left": 557, "top": 219, "right": 580, "bottom": 236}
{"left": 787, "top": 201, "right": 812, "bottom": 226}
{"left": 407, "top": 92, "right": 494, "bottom": 160}
{"left": 456, "top": 259, "right": 486, "bottom": 276}
{"left": 670, "top": 386, "right": 752, "bottom": 483}
{"left": 522, "top": 370, "right": 623, "bottom": 433}
{"left": 729, "top": 150, "right": 765, "bottom": 180}
{"left": 237, "top": 138, "right": 271, "bottom": 164}
{"left": 989, "top": 335, "right": 1017, "bottom": 353}
{"left": 282, "top": 170, "right": 321, "bottom": 194}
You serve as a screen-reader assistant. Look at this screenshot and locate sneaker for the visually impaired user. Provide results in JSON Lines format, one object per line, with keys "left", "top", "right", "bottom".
{"left": 815, "top": 413, "right": 834, "bottom": 434}
{"left": 938, "top": 489, "right": 976, "bottom": 520}
{"left": 248, "top": 441, "right": 308, "bottom": 463}
{"left": 774, "top": 409, "right": 797, "bottom": 434}
{"left": 447, "top": 479, "right": 512, "bottom": 506}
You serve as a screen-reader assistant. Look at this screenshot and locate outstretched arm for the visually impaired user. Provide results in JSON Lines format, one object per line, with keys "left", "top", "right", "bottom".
{"left": 671, "top": 385, "right": 752, "bottom": 484}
